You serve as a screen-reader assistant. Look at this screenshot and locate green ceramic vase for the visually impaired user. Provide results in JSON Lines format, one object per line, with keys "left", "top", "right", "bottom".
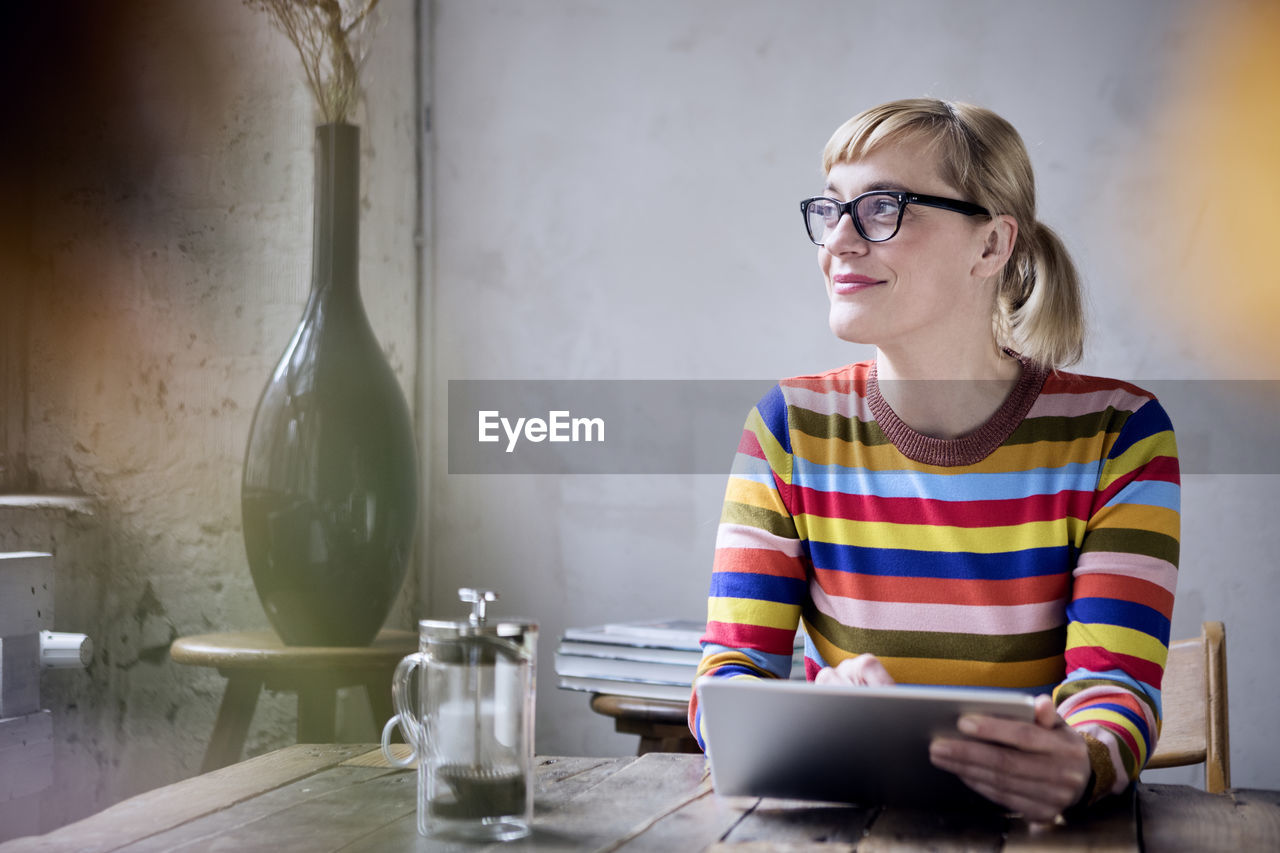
{"left": 241, "top": 123, "right": 418, "bottom": 646}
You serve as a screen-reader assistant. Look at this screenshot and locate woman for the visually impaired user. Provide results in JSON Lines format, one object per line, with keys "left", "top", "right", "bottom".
{"left": 688, "top": 99, "right": 1179, "bottom": 822}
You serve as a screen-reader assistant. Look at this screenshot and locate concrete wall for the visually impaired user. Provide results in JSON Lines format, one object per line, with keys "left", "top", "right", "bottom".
{"left": 426, "top": 0, "right": 1280, "bottom": 789}
{"left": 1, "top": 0, "right": 419, "bottom": 831}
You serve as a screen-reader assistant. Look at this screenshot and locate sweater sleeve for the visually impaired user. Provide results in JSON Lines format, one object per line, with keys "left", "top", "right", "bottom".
{"left": 688, "top": 386, "right": 808, "bottom": 750}
{"left": 1053, "top": 394, "right": 1180, "bottom": 800}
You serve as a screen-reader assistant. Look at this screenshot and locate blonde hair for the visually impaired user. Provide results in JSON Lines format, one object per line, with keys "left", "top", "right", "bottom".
{"left": 822, "top": 98, "right": 1084, "bottom": 369}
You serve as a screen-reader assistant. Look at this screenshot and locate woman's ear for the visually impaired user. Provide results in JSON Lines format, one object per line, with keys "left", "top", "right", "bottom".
{"left": 974, "top": 215, "right": 1018, "bottom": 277}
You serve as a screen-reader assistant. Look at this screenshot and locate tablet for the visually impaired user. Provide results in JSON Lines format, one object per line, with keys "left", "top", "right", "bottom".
{"left": 697, "top": 678, "right": 1037, "bottom": 809}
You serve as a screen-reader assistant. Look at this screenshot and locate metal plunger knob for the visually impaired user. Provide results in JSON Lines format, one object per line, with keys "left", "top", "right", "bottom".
{"left": 459, "top": 588, "right": 498, "bottom": 625}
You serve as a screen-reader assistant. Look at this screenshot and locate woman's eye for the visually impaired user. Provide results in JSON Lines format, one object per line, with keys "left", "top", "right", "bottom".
{"left": 872, "top": 199, "right": 898, "bottom": 218}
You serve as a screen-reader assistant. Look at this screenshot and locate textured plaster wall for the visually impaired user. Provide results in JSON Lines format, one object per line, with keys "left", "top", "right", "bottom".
{"left": 426, "top": 0, "right": 1280, "bottom": 790}
{"left": 2, "top": 1, "right": 419, "bottom": 831}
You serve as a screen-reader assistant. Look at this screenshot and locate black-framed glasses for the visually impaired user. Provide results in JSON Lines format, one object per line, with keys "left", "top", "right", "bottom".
{"left": 800, "top": 191, "right": 990, "bottom": 245}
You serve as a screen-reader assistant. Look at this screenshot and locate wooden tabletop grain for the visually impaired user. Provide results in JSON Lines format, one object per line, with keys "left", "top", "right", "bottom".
{"left": 1, "top": 745, "right": 1276, "bottom": 852}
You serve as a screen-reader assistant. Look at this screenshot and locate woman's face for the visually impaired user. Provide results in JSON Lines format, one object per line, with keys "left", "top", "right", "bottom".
{"left": 819, "top": 136, "right": 997, "bottom": 355}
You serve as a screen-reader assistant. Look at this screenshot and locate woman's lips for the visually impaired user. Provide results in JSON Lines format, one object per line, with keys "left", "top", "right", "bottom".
{"left": 831, "top": 273, "right": 884, "bottom": 295}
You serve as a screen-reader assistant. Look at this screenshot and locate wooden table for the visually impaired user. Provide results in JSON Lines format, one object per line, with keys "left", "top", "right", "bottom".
{"left": 3, "top": 745, "right": 1277, "bottom": 852}
{"left": 169, "top": 630, "right": 417, "bottom": 772}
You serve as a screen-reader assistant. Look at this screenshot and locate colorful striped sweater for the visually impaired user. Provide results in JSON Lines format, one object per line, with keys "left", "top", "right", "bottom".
{"left": 689, "top": 357, "right": 1180, "bottom": 803}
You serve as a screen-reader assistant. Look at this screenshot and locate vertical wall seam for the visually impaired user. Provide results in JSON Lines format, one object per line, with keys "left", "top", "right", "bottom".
{"left": 413, "top": 0, "right": 437, "bottom": 615}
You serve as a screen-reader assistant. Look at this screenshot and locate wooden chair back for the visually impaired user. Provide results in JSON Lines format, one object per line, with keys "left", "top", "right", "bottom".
{"left": 1146, "top": 621, "right": 1230, "bottom": 793}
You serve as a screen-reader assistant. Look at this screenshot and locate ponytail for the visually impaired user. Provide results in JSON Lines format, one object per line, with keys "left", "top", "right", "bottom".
{"left": 995, "top": 221, "right": 1085, "bottom": 370}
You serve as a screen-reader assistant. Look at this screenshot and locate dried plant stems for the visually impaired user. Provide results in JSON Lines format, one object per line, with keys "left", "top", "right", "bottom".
{"left": 246, "top": 0, "right": 381, "bottom": 124}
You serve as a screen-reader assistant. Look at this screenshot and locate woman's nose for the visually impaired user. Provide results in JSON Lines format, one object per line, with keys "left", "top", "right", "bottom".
{"left": 824, "top": 211, "right": 868, "bottom": 254}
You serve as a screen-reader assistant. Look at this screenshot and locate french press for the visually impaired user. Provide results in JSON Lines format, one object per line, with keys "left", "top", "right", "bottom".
{"left": 381, "top": 588, "right": 537, "bottom": 841}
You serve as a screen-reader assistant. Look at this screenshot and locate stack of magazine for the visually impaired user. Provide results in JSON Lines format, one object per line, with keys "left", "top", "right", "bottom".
{"left": 554, "top": 618, "right": 805, "bottom": 703}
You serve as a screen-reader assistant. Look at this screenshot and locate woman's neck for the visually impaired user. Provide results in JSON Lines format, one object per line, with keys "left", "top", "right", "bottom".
{"left": 873, "top": 342, "right": 1023, "bottom": 439}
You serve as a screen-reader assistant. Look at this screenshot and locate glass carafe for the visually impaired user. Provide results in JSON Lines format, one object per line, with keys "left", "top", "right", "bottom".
{"left": 381, "top": 589, "right": 536, "bottom": 841}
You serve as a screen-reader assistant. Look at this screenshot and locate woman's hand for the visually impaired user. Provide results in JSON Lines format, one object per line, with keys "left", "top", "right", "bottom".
{"left": 928, "top": 694, "right": 1091, "bottom": 823}
{"left": 813, "top": 653, "right": 896, "bottom": 687}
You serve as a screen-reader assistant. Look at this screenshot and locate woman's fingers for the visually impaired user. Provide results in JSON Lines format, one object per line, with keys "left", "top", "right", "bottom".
{"left": 930, "top": 741, "right": 1082, "bottom": 819}
{"left": 930, "top": 737, "right": 1087, "bottom": 793}
{"left": 954, "top": 714, "right": 1065, "bottom": 755}
{"left": 1032, "top": 693, "right": 1060, "bottom": 728}
{"left": 929, "top": 697, "right": 1091, "bottom": 819}
{"left": 820, "top": 653, "right": 896, "bottom": 686}
{"left": 953, "top": 700, "right": 1085, "bottom": 762}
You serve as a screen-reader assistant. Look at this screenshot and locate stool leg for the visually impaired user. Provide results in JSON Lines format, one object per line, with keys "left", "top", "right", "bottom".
{"left": 297, "top": 685, "right": 337, "bottom": 743}
{"left": 202, "top": 675, "right": 262, "bottom": 773}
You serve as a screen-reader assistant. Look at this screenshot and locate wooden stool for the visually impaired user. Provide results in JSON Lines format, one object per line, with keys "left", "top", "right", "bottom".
{"left": 169, "top": 629, "right": 417, "bottom": 772}
{"left": 588, "top": 693, "right": 702, "bottom": 755}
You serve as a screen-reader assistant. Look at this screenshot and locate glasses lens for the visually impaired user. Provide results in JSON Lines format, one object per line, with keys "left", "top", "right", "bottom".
{"left": 805, "top": 198, "right": 840, "bottom": 245}
{"left": 854, "top": 193, "right": 902, "bottom": 241}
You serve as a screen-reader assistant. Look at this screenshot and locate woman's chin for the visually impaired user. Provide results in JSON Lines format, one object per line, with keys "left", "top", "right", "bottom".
{"left": 828, "top": 308, "right": 873, "bottom": 345}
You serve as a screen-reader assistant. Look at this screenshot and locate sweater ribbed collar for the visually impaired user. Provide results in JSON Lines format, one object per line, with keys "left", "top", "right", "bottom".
{"left": 865, "top": 351, "right": 1049, "bottom": 467}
